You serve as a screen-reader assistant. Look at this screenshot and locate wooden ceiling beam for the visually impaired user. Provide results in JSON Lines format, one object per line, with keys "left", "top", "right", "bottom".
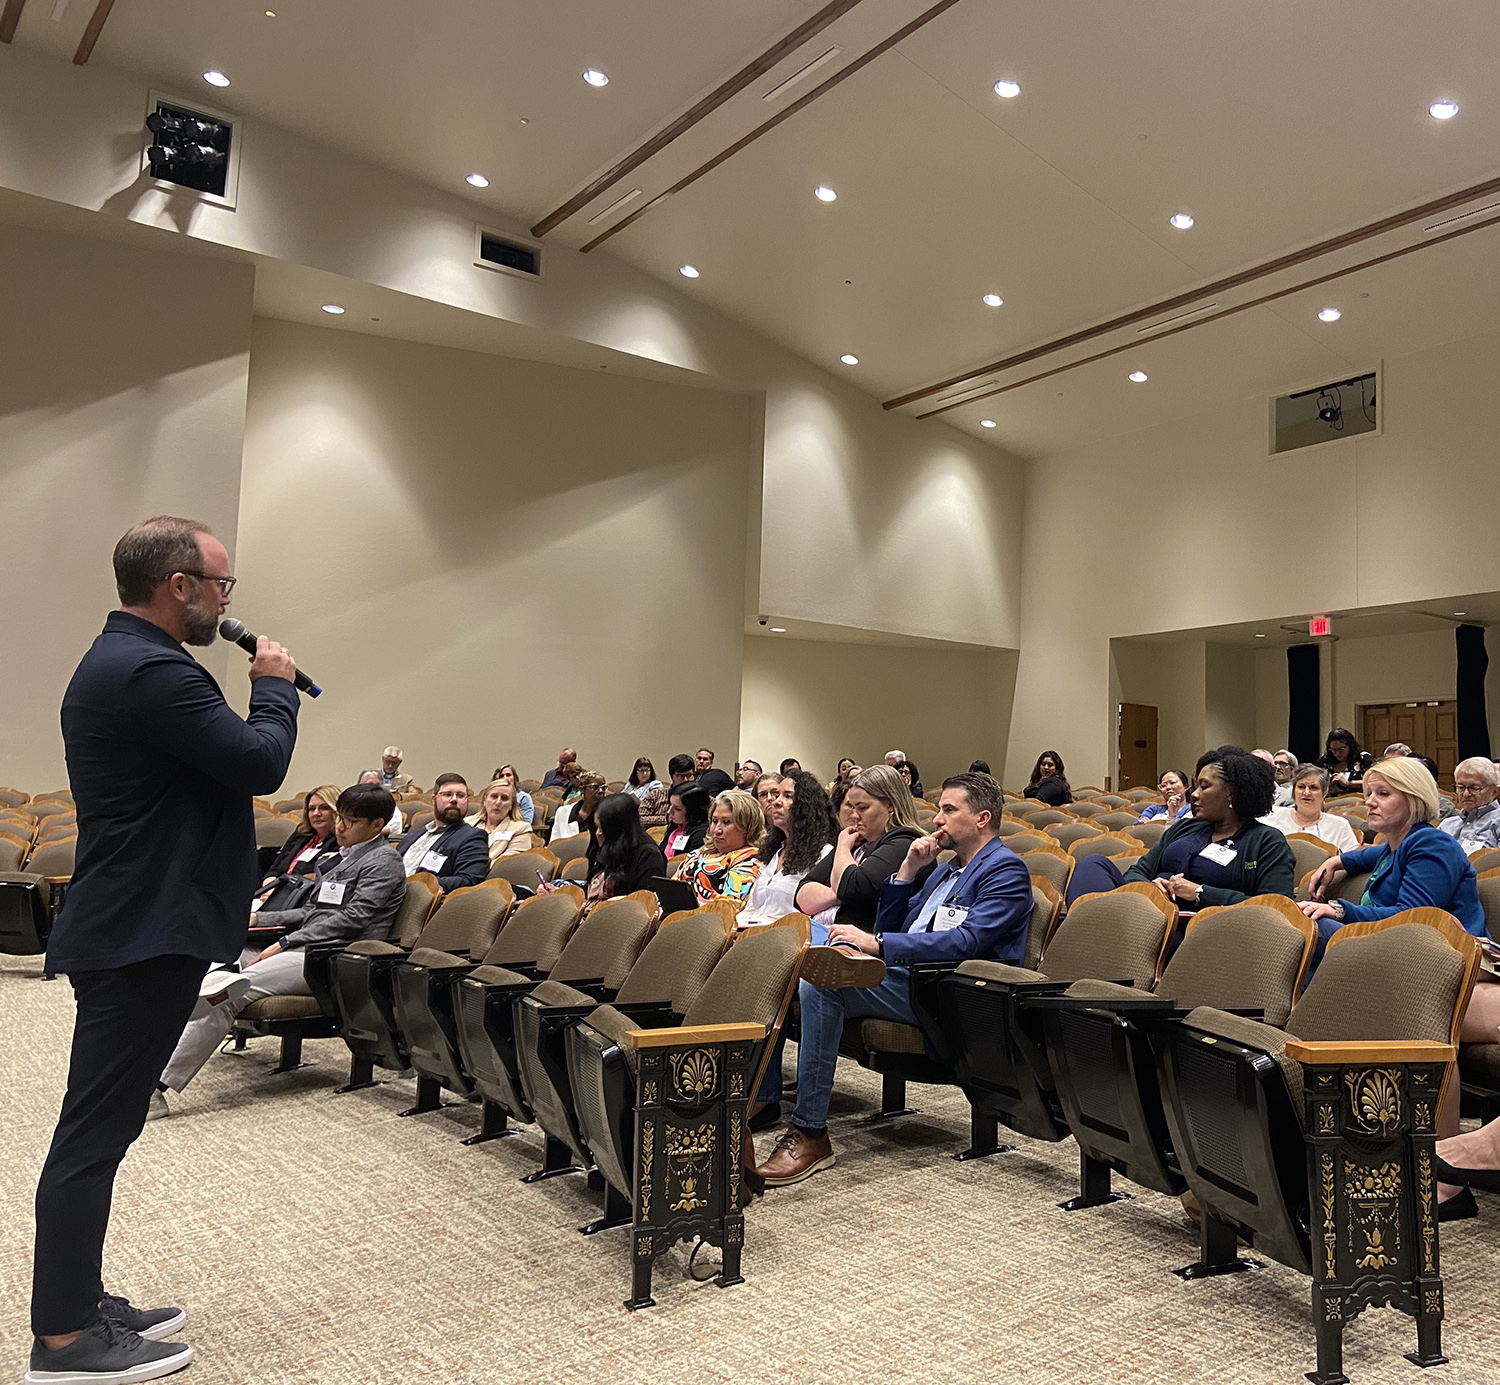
{"left": 72, "top": 0, "right": 115, "bottom": 64}
{"left": 0, "top": 0, "right": 29, "bottom": 45}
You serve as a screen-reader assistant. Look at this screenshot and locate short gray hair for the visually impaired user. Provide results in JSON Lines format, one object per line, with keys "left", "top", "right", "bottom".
{"left": 383, "top": 746, "right": 403, "bottom": 759}
{"left": 113, "top": 516, "right": 212, "bottom": 605}
{"left": 1292, "top": 763, "right": 1330, "bottom": 794}
{"left": 1454, "top": 756, "right": 1500, "bottom": 787}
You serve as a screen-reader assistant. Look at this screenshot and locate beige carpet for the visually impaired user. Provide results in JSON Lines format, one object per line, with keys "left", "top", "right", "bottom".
{"left": 3, "top": 953, "right": 1498, "bottom": 1385}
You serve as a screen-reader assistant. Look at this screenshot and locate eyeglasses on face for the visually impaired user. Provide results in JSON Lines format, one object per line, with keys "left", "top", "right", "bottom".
{"left": 1453, "top": 783, "right": 1491, "bottom": 796}
{"left": 180, "top": 571, "right": 237, "bottom": 596}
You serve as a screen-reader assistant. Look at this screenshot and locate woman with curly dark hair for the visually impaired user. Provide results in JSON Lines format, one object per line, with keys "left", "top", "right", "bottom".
{"left": 1318, "top": 727, "right": 1374, "bottom": 795}
{"left": 1024, "top": 750, "right": 1072, "bottom": 805}
{"left": 1064, "top": 746, "right": 1295, "bottom": 908}
{"left": 739, "top": 772, "right": 839, "bottom": 927}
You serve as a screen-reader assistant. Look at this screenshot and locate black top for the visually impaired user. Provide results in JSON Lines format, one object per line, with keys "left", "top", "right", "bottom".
{"left": 1318, "top": 751, "right": 1373, "bottom": 786}
{"left": 664, "top": 821, "right": 709, "bottom": 860}
{"left": 265, "top": 828, "right": 339, "bottom": 879}
{"left": 1025, "top": 776, "right": 1072, "bottom": 806}
{"left": 798, "top": 824, "right": 931, "bottom": 925}
{"left": 1120, "top": 815, "right": 1297, "bottom": 908}
{"left": 696, "top": 768, "right": 735, "bottom": 798}
{"left": 591, "top": 840, "right": 668, "bottom": 899}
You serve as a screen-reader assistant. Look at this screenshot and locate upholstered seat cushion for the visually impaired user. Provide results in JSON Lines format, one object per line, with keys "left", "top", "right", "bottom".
{"left": 860, "top": 1019, "right": 925, "bottom": 1054}
{"left": 1460, "top": 1042, "right": 1500, "bottom": 1083}
{"left": 407, "top": 947, "right": 468, "bottom": 969}
{"left": 241, "top": 994, "right": 322, "bottom": 1021}
{"left": 1063, "top": 978, "right": 1143, "bottom": 1001}
{"left": 530, "top": 978, "right": 594, "bottom": 1007}
{"left": 955, "top": 959, "right": 1045, "bottom": 985}
{"left": 583, "top": 1003, "right": 642, "bottom": 1072}
{"left": 345, "top": 939, "right": 404, "bottom": 957}
{"left": 468, "top": 964, "right": 529, "bottom": 986}
{"left": 1184, "top": 1005, "right": 1304, "bottom": 1112}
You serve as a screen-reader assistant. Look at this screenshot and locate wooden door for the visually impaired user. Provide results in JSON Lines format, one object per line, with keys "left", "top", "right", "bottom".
{"left": 1359, "top": 700, "right": 1459, "bottom": 789}
{"left": 1118, "top": 703, "right": 1158, "bottom": 790}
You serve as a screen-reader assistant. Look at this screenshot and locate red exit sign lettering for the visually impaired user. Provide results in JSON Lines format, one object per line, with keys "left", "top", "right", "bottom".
{"left": 1309, "top": 615, "right": 1331, "bottom": 637}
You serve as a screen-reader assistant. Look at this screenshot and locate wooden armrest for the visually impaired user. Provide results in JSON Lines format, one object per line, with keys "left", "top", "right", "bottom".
{"left": 626, "top": 1021, "right": 766, "bottom": 1049}
{"left": 1285, "top": 1040, "right": 1457, "bottom": 1065}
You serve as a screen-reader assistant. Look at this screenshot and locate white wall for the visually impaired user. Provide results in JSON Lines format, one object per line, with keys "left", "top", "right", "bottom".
{"left": 1110, "top": 639, "right": 1206, "bottom": 784}
{"left": 0, "top": 221, "right": 253, "bottom": 790}
{"left": 1205, "top": 643, "right": 1258, "bottom": 750}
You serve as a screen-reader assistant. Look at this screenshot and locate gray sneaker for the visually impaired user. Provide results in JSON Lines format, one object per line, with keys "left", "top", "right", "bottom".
{"left": 25, "top": 1316, "right": 192, "bottom": 1383}
{"left": 98, "top": 1294, "right": 187, "bottom": 1342}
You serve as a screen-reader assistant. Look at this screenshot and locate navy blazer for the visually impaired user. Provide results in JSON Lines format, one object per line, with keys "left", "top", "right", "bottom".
{"left": 50, "top": 612, "right": 299, "bottom": 972}
{"left": 872, "top": 836, "right": 1034, "bottom": 968}
{"left": 396, "top": 819, "right": 490, "bottom": 893}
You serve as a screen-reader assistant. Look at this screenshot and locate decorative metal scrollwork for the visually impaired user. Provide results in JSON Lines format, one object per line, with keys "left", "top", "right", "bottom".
{"left": 1344, "top": 1068, "right": 1403, "bottom": 1137}
{"left": 671, "top": 1048, "right": 719, "bottom": 1103}
{"left": 665, "top": 1123, "right": 716, "bottom": 1213}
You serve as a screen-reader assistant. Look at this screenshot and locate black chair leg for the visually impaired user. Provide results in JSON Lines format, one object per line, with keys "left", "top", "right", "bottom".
{"left": 626, "top": 1229, "right": 656, "bottom": 1311}
{"left": 272, "top": 1033, "right": 304, "bottom": 1073}
{"left": 398, "top": 1074, "right": 445, "bottom": 1116}
{"left": 1308, "top": 1310, "right": 1348, "bottom": 1385}
{"left": 520, "top": 1134, "right": 583, "bottom": 1183}
{"left": 954, "top": 1110, "right": 1013, "bottom": 1161}
{"left": 579, "top": 1181, "right": 632, "bottom": 1235}
{"left": 461, "top": 1099, "right": 516, "bottom": 1145}
{"left": 1174, "top": 1208, "right": 1262, "bottom": 1279}
{"left": 1059, "top": 1152, "right": 1131, "bottom": 1211}
{"left": 1405, "top": 1312, "right": 1447, "bottom": 1370}
{"left": 231, "top": 1032, "right": 248, "bottom": 1051}
{"left": 863, "top": 1072, "right": 918, "bottom": 1123}
{"left": 334, "top": 1054, "right": 380, "bottom": 1093}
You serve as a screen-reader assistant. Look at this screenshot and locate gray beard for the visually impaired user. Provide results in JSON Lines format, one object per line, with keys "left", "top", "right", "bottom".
{"left": 181, "top": 592, "right": 219, "bottom": 647}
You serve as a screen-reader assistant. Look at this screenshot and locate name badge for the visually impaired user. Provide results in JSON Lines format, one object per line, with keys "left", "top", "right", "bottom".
{"left": 932, "top": 905, "right": 969, "bottom": 932}
{"left": 318, "top": 880, "right": 347, "bottom": 905}
{"left": 1198, "top": 841, "right": 1238, "bottom": 867}
{"left": 420, "top": 851, "right": 448, "bottom": 873}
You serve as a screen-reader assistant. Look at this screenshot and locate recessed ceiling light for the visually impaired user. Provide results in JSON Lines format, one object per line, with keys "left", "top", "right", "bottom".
{"left": 1128, "top": 370, "right": 1148, "bottom": 383}
{"left": 982, "top": 292, "right": 1003, "bottom": 307}
{"left": 1429, "top": 99, "right": 1460, "bottom": 120}
{"left": 321, "top": 304, "right": 345, "bottom": 315}
{"left": 1169, "top": 212, "right": 1194, "bottom": 230}
{"left": 582, "top": 68, "right": 609, "bottom": 87}
{"left": 1454, "top": 611, "right": 1467, "bottom": 616}
{"left": 769, "top": 626, "right": 787, "bottom": 633}
{"left": 1256, "top": 633, "right": 1266, "bottom": 638}
{"left": 1318, "top": 307, "right": 1342, "bottom": 322}
{"left": 202, "top": 70, "right": 230, "bottom": 87}
{"left": 465, "top": 173, "right": 489, "bottom": 188}
{"left": 678, "top": 264, "right": 699, "bottom": 278}
{"left": 993, "top": 79, "right": 1021, "bottom": 99}
{"left": 980, "top": 419, "right": 997, "bottom": 428}
{"left": 814, "top": 185, "right": 838, "bottom": 203}
{"left": 839, "top": 354, "right": 859, "bottom": 365}
{"left": 263, "top": 8, "right": 276, "bottom": 15}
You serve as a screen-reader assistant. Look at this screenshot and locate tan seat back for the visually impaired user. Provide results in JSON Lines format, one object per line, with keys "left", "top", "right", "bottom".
{"left": 1094, "top": 811, "right": 1139, "bottom": 831}
{"left": 0, "top": 788, "right": 29, "bottom": 809}
{"left": 1021, "top": 848, "right": 1073, "bottom": 896}
{"left": 25, "top": 837, "right": 76, "bottom": 877}
{"left": 551, "top": 897, "right": 655, "bottom": 991}
{"left": 1285, "top": 832, "right": 1336, "bottom": 888}
{"left": 1162, "top": 897, "right": 1316, "bottom": 1027}
{"left": 256, "top": 816, "right": 297, "bottom": 848}
{"left": 392, "top": 874, "right": 442, "bottom": 948}
{"left": 412, "top": 882, "right": 512, "bottom": 958}
{"left": 1023, "top": 880, "right": 1062, "bottom": 970}
{"left": 1039, "top": 883, "right": 1175, "bottom": 987}
{"left": 551, "top": 832, "right": 591, "bottom": 867}
{"left": 615, "top": 909, "right": 733, "bottom": 1013}
{"left": 1476, "top": 866, "right": 1500, "bottom": 941}
{"left": 681, "top": 913, "right": 808, "bottom": 1031}
{"left": 1068, "top": 833, "right": 1137, "bottom": 861}
{"left": 481, "top": 892, "right": 581, "bottom": 971}
{"left": 1046, "top": 821, "right": 1104, "bottom": 849}
{"left": 1068, "top": 800, "right": 1109, "bottom": 819}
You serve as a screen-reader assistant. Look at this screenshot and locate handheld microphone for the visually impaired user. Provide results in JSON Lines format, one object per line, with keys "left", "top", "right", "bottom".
{"left": 219, "top": 618, "right": 323, "bottom": 698}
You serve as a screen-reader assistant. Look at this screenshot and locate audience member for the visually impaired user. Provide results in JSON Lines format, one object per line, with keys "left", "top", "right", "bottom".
{"left": 569, "top": 793, "right": 665, "bottom": 902}
{"left": 1067, "top": 747, "right": 1293, "bottom": 908}
{"left": 895, "top": 758, "right": 924, "bottom": 800}
{"left": 378, "top": 746, "right": 415, "bottom": 796}
{"left": 1441, "top": 756, "right": 1500, "bottom": 851}
{"left": 672, "top": 789, "right": 765, "bottom": 903}
{"left": 468, "top": 778, "right": 534, "bottom": 862}
{"left": 695, "top": 747, "right": 734, "bottom": 797}
{"left": 1134, "top": 769, "right": 1192, "bottom": 823}
{"left": 736, "top": 759, "right": 763, "bottom": 788}
{"left": 753, "top": 772, "right": 784, "bottom": 816}
{"left": 756, "top": 773, "right": 1032, "bottom": 1185}
{"left": 884, "top": 750, "right": 906, "bottom": 768}
{"left": 829, "top": 776, "right": 853, "bottom": 826}
{"left": 968, "top": 759, "right": 991, "bottom": 775}
{"left": 357, "top": 770, "right": 405, "bottom": 836}
{"left": 539, "top": 748, "right": 578, "bottom": 791}
{"left": 663, "top": 782, "right": 711, "bottom": 861}
{"left": 1302, "top": 757, "right": 1483, "bottom": 955}
{"left": 549, "top": 770, "right": 603, "bottom": 842}
{"left": 261, "top": 785, "right": 343, "bottom": 881}
{"left": 1023, "top": 750, "right": 1073, "bottom": 805}
{"left": 1384, "top": 742, "right": 1413, "bottom": 758}
{"left": 1319, "top": 727, "right": 1372, "bottom": 794}
{"left": 1260, "top": 764, "right": 1359, "bottom": 852}
{"left": 1271, "top": 750, "right": 1298, "bottom": 806}
{"left": 491, "top": 764, "right": 535, "bottom": 824}
{"left": 396, "top": 774, "right": 488, "bottom": 893}
{"left": 639, "top": 753, "right": 694, "bottom": 828}
{"left": 154, "top": 784, "right": 404, "bottom": 1110}
{"left": 1411, "top": 754, "right": 1455, "bottom": 818}
{"left": 780, "top": 757, "right": 803, "bottom": 777}
{"left": 834, "top": 758, "right": 861, "bottom": 783}
{"left": 795, "top": 765, "right": 929, "bottom": 925}
{"left": 625, "top": 757, "right": 663, "bottom": 801}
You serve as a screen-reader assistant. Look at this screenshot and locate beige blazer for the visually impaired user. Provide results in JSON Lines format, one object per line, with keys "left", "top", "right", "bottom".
{"left": 472, "top": 816, "right": 534, "bottom": 863}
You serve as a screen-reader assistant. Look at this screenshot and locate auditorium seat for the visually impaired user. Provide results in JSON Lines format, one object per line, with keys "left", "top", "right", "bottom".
{"left": 26, "top": 799, "right": 73, "bottom": 822}
{"left": 1068, "top": 800, "right": 1109, "bottom": 819}
{"left": 0, "top": 871, "right": 51, "bottom": 957}
{"left": 1094, "top": 811, "right": 1139, "bottom": 831}
{"left": 1094, "top": 795, "right": 1131, "bottom": 809}
{"left": 272, "top": 797, "right": 304, "bottom": 815}
{"left": 1046, "top": 822, "right": 1104, "bottom": 850}
{"left": 646, "top": 825, "right": 668, "bottom": 843}
{"left": 487, "top": 853, "right": 553, "bottom": 890}
{"left": 0, "top": 787, "right": 29, "bottom": 809}
{"left": 993, "top": 819, "right": 1028, "bottom": 838}
{"left": 0, "top": 836, "right": 26, "bottom": 873}
{"left": 405, "top": 805, "right": 435, "bottom": 832}
{"left": 550, "top": 833, "right": 590, "bottom": 868}
{"left": 1002, "top": 832, "right": 1055, "bottom": 855}
{"left": 1294, "top": 867, "right": 1372, "bottom": 905}
{"left": 1067, "top": 833, "right": 1139, "bottom": 861}
{"left": 25, "top": 836, "right": 75, "bottom": 880}
{"left": 560, "top": 856, "right": 589, "bottom": 882}
{"left": 255, "top": 816, "right": 297, "bottom": 850}
{"left": 1020, "top": 847, "right": 1074, "bottom": 897}
{"left": 1284, "top": 832, "right": 1337, "bottom": 888}
{"left": 1468, "top": 847, "right": 1500, "bottom": 876}
{"left": 1119, "top": 820, "right": 1168, "bottom": 850}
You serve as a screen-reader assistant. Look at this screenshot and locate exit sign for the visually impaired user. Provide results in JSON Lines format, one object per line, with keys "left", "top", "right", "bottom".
{"left": 1309, "top": 615, "right": 1332, "bottom": 637}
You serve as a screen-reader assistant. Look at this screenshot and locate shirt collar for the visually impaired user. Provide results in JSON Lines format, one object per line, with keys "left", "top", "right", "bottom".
{"left": 105, "top": 609, "right": 185, "bottom": 651}
{"left": 339, "top": 835, "right": 383, "bottom": 862}
{"left": 1462, "top": 799, "right": 1500, "bottom": 823}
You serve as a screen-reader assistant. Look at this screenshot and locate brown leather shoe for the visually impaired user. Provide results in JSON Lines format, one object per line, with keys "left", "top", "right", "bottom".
{"left": 755, "top": 1126, "right": 836, "bottom": 1186}
{"left": 800, "top": 945, "right": 886, "bottom": 991}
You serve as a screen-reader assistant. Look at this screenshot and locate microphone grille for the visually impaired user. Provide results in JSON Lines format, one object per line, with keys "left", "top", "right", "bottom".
{"left": 219, "top": 618, "right": 245, "bottom": 640}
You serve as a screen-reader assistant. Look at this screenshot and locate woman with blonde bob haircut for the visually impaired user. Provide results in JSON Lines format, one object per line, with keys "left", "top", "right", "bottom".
{"left": 468, "top": 777, "right": 534, "bottom": 863}
{"left": 672, "top": 788, "right": 766, "bottom": 903}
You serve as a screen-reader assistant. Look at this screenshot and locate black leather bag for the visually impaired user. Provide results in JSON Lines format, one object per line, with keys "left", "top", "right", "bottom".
{"left": 256, "top": 874, "right": 318, "bottom": 913}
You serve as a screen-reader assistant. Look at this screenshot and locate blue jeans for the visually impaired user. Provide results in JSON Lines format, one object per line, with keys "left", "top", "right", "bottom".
{"left": 790, "top": 964, "right": 914, "bottom": 1132}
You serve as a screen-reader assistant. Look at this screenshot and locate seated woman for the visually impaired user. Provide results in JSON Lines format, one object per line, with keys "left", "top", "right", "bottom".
{"left": 468, "top": 777, "right": 534, "bottom": 862}
{"left": 491, "top": 764, "right": 534, "bottom": 825}
{"left": 1024, "top": 750, "right": 1073, "bottom": 806}
{"left": 1260, "top": 763, "right": 1359, "bottom": 852}
{"left": 1066, "top": 747, "right": 1295, "bottom": 909}
{"left": 574, "top": 793, "right": 666, "bottom": 902}
{"left": 624, "top": 757, "right": 662, "bottom": 802}
{"left": 796, "top": 764, "right": 929, "bottom": 927}
{"left": 833, "top": 757, "right": 861, "bottom": 788}
{"left": 740, "top": 772, "right": 838, "bottom": 926}
{"left": 260, "top": 784, "right": 343, "bottom": 886}
{"left": 1134, "top": 768, "right": 1193, "bottom": 824}
{"left": 548, "top": 766, "right": 599, "bottom": 842}
{"left": 672, "top": 789, "right": 766, "bottom": 903}
{"left": 895, "top": 758, "right": 923, "bottom": 801}
{"left": 1318, "top": 726, "right": 1373, "bottom": 796}
{"left": 753, "top": 772, "right": 784, "bottom": 818}
{"left": 662, "top": 782, "right": 711, "bottom": 862}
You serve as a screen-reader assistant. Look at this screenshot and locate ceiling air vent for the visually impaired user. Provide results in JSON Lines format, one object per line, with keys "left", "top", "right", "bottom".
{"left": 475, "top": 227, "right": 543, "bottom": 280}
{"left": 1270, "top": 369, "right": 1379, "bottom": 455}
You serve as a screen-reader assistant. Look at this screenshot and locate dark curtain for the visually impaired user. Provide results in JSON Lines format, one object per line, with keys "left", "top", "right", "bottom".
{"left": 1287, "top": 644, "right": 1321, "bottom": 763}
{"left": 1456, "top": 623, "right": 1491, "bottom": 760}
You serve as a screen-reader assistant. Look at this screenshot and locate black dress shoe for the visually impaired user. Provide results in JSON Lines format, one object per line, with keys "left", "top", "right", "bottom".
{"left": 1437, "top": 1186, "right": 1477, "bottom": 1223}
{"left": 748, "top": 1102, "right": 782, "bottom": 1134}
{"left": 1434, "top": 1154, "right": 1500, "bottom": 1192}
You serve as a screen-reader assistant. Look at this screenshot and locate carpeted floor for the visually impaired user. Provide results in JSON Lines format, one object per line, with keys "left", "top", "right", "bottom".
{"left": 3, "top": 953, "right": 1498, "bottom": 1385}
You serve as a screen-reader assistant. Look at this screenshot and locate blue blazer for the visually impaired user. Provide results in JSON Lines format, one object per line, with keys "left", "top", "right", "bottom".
{"left": 396, "top": 820, "right": 490, "bottom": 894}
{"left": 50, "top": 612, "right": 299, "bottom": 973}
{"left": 872, "top": 836, "right": 1035, "bottom": 968}
{"left": 1340, "top": 822, "right": 1484, "bottom": 935}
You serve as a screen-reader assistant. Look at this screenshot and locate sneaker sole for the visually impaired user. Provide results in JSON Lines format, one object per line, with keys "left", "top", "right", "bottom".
{"left": 799, "top": 947, "right": 886, "bottom": 991}
{"left": 26, "top": 1342, "right": 192, "bottom": 1384}
{"left": 760, "top": 1151, "right": 836, "bottom": 1187}
{"left": 137, "top": 1312, "right": 187, "bottom": 1343}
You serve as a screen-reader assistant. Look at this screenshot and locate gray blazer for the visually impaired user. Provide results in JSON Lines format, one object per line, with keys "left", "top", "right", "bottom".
{"left": 259, "top": 838, "right": 406, "bottom": 949}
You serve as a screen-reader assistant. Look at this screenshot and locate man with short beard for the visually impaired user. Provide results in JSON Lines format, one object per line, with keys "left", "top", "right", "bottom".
{"left": 395, "top": 773, "right": 489, "bottom": 894}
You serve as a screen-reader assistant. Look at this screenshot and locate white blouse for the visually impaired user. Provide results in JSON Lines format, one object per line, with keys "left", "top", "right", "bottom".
{"left": 1260, "top": 806, "right": 1360, "bottom": 854}
{"left": 738, "top": 843, "right": 832, "bottom": 926}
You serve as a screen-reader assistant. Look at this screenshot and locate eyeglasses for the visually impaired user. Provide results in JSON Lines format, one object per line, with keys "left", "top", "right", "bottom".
{"left": 1453, "top": 783, "right": 1492, "bottom": 796}
{"left": 180, "top": 571, "right": 237, "bottom": 596}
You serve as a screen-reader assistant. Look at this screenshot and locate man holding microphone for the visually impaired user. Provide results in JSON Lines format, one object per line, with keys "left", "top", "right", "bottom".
{"left": 28, "top": 517, "right": 299, "bottom": 1384}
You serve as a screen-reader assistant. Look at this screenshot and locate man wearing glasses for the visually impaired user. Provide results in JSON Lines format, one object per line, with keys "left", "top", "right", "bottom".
{"left": 1271, "top": 750, "right": 1298, "bottom": 807}
{"left": 1439, "top": 757, "right": 1500, "bottom": 852}
{"left": 29, "top": 516, "right": 300, "bottom": 1384}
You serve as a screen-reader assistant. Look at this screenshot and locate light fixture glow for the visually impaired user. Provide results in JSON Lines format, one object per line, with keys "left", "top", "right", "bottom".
{"left": 993, "top": 79, "right": 1021, "bottom": 99}
{"left": 1454, "top": 611, "right": 1468, "bottom": 616}
{"left": 320, "top": 304, "right": 345, "bottom": 315}
{"left": 678, "top": 264, "right": 699, "bottom": 278}
{"left": 839, "top": 354, "right": 859, "bottom": 365}
{"left": 814, "top": 185, "right": 838, "bottom": 202}
{"left": 582, "top": 68, "right": 609, "bottom": 87}
{"left": 769, "top": 627, "right": 787, "bottom": 633}
{"left": 1256, "top": 633, "right": 1266, "bottom": 638}
{"left": 1318, "top": 307, "right": 1341, "bottom": 322}
{"left": 1128, "top": 370, "right": 1148, "bottom": 383}
{"left": 264, "top": 8, "right": 276, "bottom": 15}
{"left": 1430, "top": 99, "right": 1459, "bottom": 120}
{"left": 1169, "top": 212, "right": 1194, "bottom": 229}
{"left": 980, "top": 419, "right": 997, "bottom": 428}
{"left": 982, "top": 292, "right": 1003, "bottom": 307}
{"left": 465, "top": 173, "right": 489, "bottom": 188}
{"left": 202, "top": 70, "right": 230, "bottom": 87}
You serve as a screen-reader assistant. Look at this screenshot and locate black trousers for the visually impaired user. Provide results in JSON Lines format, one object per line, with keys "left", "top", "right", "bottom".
{"left": 32, "top": 954, "right": 206, "bottom": 1336}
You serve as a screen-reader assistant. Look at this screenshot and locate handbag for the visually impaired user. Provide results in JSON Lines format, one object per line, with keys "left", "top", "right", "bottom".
{"left": 255, "top": 873, "right": 319, "bottom": 913}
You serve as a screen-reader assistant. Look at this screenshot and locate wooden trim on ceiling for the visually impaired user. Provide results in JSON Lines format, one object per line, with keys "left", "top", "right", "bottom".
{"left": 72, "top": 0, "right": 115, "bottom": 63}
{"left": 886, "top": 171, "right": 1500, "bottom": 412}
{"left": 530, "top": 0, "right": 867, "bottom": 238}
{"left": 915, "top": 209, "right": 1500, "bottom": 418}
{"left": 0, "top": 0, "right": 28, "bottom": 45}
{"left": 580, "top": 0, "right": 969, "bottom": 253}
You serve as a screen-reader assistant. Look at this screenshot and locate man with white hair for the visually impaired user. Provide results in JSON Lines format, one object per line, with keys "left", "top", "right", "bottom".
{"left": 884, "top": 750, "right": 906, "bottom": 768}
{"left": 1271, "top": 750, "right": 1298, "bottom": 807}
{"left": 378, "top": 746, "right": 415, "bottom": 796}
{"left": 1384, "top": 742, "right": 1412, "bottom": 758}
{"left": 1439, "top": 757, "right": 1500, "bottom": 851}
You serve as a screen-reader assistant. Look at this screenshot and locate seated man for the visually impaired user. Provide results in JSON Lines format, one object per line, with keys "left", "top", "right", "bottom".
{"left": 540, "top": 747, "right": 578, "bottom": 791}
{"left": 1271, "top": 749, "right": 1297, "bottom": 807}
{"left": 1440, "top": 756, "right": 1500, "bottom": 851}
{"left": 378, "top": 745, "right": 416, "bottom": 796}
{"left": 754, "top": 772, "right": 1033, "bottom": 1185}
{"left": 736, "top": 759, "right": 763, "bottom": 789}
{"left": 358, "top": 769, "right": 406, "bottom": 837}
{"left": 154, "top": 783, "right": 405, "bottom": 1110}
{"left": 779, "top": 757, "right": 802, "bottom": 777}
{"left": 695, "top": 747, "right": 734, "bottom": 798}
{"left": 397, "top": 773, "right": 489, "bottom": 893}
{"left": 640, "top": 754, "right": 695, "bottom": 827}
